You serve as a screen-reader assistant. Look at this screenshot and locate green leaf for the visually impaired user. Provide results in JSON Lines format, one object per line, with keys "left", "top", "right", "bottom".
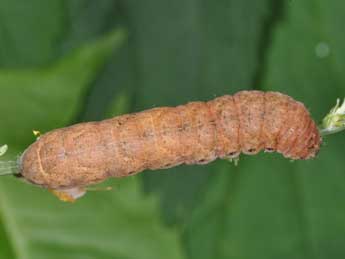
{"left": 184, "top": 1, "right": 345, "bottom": 258}
{"left": 104, "top": 90, "right": 132, "bottom": 118}
{"left": 61, "top": 0, "right": 118, "bottom": 51}
{"left": 121, "top": 0, "right": 271, "bottom": 224}
{"left": 263, "top": 1, "right": 345, "bottom": 257}
{"left": 0, "top": 0, "right": 65, "bottom": 67}
{"left": 185, "top": 155, "right": 312, "bottom": 259}
{"left": 0, "top": 217, "right": 14, "bottom": 259}
{"left": 66, "top": 0, "right": 138, "bottom": 122}
{"left": 0, "top": 28, "right": 185, "bottom": 259}
{"left": 0, "top": 177, "right": 185, "bottom": 259}
{"left": 0, "top": 29, "right": 125, "bottom": 151}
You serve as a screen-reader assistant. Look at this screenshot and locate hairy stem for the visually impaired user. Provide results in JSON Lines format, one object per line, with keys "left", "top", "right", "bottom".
{"left": 0, "top": 145, "right": 18, "bottom": 176}
{"left": 319, "top": 98, "right": 345, "bottom": 136}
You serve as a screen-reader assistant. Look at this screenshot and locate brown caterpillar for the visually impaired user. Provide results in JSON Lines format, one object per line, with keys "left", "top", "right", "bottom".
{"left": 18, "top": 91, "right": 321, "bottom": 201}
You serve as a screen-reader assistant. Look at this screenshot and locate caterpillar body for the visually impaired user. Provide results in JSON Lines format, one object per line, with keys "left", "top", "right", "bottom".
{"left": 18, "top": 91, "right": 321, "bottom": 201}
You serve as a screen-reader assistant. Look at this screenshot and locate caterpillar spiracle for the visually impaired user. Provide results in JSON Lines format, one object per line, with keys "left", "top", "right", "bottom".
{"left": 13, "top": 91, "right": 322, "bottom": 201}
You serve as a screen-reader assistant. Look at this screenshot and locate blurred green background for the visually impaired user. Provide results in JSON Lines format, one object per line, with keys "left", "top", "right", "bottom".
{"left": 0, "top": 0, "right": 345, "bottom": 258}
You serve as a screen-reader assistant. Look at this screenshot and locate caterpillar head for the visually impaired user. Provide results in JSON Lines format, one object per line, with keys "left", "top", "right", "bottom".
{"left": 18, "top": 142, "right": 86, "bottom": 202}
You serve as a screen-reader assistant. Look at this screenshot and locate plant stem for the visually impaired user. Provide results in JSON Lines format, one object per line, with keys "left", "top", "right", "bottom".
{"left": 319, "top": 98, "right": 345, "bottom": 137}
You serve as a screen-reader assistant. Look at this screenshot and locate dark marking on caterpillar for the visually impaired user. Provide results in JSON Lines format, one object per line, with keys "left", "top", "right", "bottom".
{"left": 18, "top": 91, "right": 321, "bottom": 200}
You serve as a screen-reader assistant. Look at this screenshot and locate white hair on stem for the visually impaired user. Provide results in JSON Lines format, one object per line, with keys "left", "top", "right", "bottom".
{"left": 0, "top": 144, "right": 19, "bottom": 176}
